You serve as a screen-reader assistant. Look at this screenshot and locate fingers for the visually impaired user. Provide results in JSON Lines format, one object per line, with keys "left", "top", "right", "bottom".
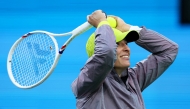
{"left": 87, "top": 10, "right": 107, "bottom": 28}
{"left": 107, "top": 15, "right": 131, "bottom": 32}
{"left": 87, "top": 10, "right": 130, "bottom": 31}
{"left": 101, "top": 11, "right": 107, "bottom": 18}
{"left": 107, "top": 15, "right": 120, "bottom": 23}
{"left": 108, "top": 15, "right": 118, "bottom": 19}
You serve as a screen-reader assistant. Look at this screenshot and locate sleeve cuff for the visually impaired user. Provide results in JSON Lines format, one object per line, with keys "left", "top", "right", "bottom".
{"left": 129, "top": 26, "right": 142, "bottom": 33}
{"left": 97, "top": 21, "right": 110, "bottom": 28}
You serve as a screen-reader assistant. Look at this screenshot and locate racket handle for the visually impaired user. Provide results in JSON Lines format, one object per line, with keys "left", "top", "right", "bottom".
{"left": 72, "top": 22, "right": 92, "bottom": 36}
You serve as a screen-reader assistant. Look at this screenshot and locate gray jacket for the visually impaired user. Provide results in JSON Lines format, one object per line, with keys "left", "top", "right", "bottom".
{"left": 72, "top": 25, "right": 178, "bottom": 109}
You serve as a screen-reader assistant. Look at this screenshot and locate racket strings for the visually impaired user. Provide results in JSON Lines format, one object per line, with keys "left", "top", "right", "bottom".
{"left": 11, "top": 33, "right": 56, "bottom": 87}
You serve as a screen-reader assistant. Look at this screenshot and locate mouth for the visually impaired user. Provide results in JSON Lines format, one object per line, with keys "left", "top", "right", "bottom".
{"left": 121, "top": 55, "right": 130, "bottom": 60}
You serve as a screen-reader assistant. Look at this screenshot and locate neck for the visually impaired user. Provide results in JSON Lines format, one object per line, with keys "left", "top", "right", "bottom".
{"left": 114, "top": 68, "right": 126, "bottom": 77}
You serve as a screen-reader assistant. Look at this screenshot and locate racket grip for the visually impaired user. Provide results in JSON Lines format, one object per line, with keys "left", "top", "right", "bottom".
{"left": 72, "top": 22, "right": 92, "bottom": 36}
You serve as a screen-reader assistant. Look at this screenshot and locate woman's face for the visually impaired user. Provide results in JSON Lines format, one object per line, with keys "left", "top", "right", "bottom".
{"left": 114, "top": 40, "right": 130, "bottom": 69}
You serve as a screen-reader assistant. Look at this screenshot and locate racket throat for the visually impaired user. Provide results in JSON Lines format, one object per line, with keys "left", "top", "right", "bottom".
{"left": 59, "top": 45, "right": 66, "bottom": 54}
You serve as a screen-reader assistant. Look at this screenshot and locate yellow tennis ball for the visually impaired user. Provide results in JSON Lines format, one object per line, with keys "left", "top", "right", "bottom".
{"left": 107, "top": 17, "right": 117, "bottom": 28}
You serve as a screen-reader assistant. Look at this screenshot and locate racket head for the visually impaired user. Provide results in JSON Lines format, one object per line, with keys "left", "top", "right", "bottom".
{"left": 7, "top": 31, "right": 59, "bottom": 88}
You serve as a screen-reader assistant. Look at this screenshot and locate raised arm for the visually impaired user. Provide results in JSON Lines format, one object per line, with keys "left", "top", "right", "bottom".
{"left": 110, "top": 15, "right": 178, "bottom": 91}
{"left": 72, "top": 10, "right": 117, "bottom": 98}
{"left": 131, "top": 27, "right": 179, "bottom": 91}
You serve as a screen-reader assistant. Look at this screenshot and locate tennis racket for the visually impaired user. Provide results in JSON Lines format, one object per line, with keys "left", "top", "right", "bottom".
{"left": 7, "top": 21, "right": 92, "bottom": 89}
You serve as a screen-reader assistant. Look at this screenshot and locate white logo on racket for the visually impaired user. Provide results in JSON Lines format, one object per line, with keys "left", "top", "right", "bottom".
{"left": 26, "top": 42, "right": 51, "bottom": 75}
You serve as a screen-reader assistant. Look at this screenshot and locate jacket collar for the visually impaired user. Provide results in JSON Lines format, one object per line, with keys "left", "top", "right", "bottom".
{"left": 107, "top": 68, "right": 128, "bottom": 85}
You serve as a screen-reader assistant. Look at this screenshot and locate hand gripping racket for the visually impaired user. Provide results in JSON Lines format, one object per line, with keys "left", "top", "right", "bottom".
{"left": 7, "top": 22, "right": 92, "bottom": 89}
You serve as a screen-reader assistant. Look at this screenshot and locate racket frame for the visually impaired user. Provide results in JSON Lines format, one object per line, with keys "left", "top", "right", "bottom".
{"left": 7, "top": 32, "right": 59, "bottom": 88}
{"left": 7, "top": 22, "right": 92, "bottom": 88}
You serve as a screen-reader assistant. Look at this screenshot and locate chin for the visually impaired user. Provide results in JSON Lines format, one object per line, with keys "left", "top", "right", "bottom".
{"left": 125, "top": 65, "right": 130, "bottom": 68}
{"left": 121, "top": 64, "right": 130, "bottom": 68}
{"left": 125, "top": 62, "right": 130, "bottom": 67}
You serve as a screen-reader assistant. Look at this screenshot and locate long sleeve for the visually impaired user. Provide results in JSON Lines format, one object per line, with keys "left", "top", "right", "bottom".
{"left": 72, "top": 25, "right": 117, "bottom": 98}
{"left": 131, "top": 27, "right": 179, "bottom": 91}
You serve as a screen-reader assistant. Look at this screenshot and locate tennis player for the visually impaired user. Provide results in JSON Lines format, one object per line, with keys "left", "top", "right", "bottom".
{"left": 71, "top": 10, "right": 178, "bottom": 109}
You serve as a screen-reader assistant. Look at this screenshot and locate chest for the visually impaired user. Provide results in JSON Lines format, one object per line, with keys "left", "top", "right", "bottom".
{"left": 104, "top": 74, "right": 144, "bottom": 106}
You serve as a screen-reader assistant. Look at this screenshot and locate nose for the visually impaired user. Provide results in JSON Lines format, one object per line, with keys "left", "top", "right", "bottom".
{"left": 123, "top": 44, "right": 130, "bottom": 51}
